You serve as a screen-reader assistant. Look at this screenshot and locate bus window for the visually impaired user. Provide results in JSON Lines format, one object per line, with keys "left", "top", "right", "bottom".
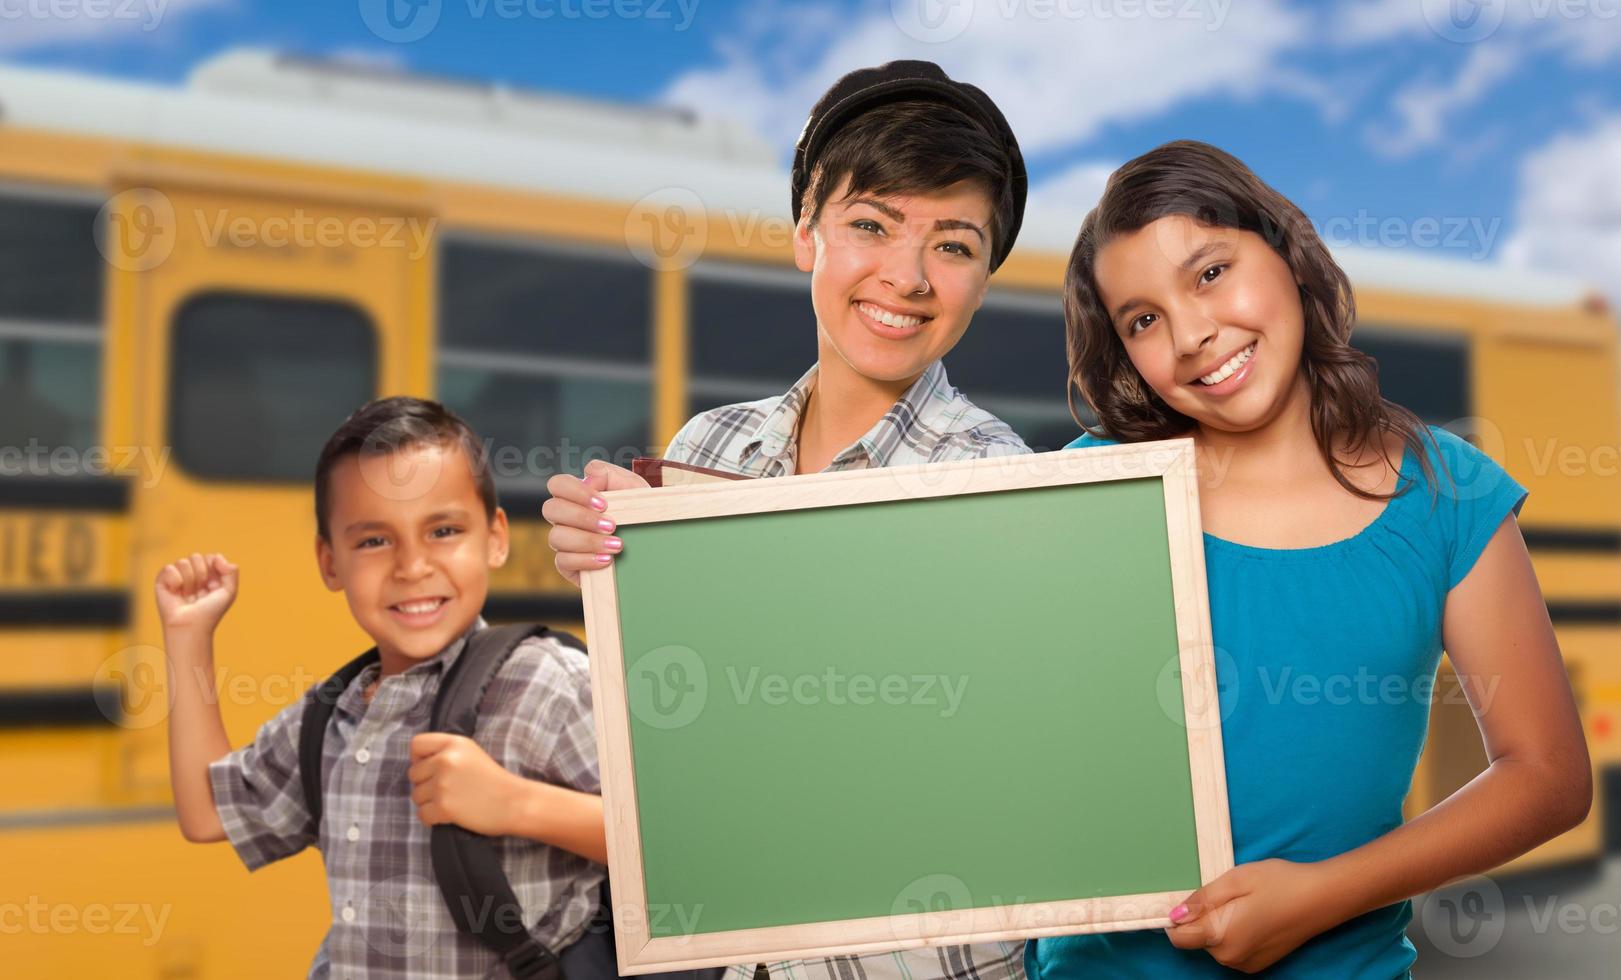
{"left": 687, "top": 261, "right": 816, "bottom": 413}
{"left": 0, "top": 188, "right": 104, "bottom": 455}
{"left": 943, "top": 288, "right": 1079, "bottom": 451}
{"left": 437, "top": 236, "right": 652, "bottom": 492}
{"left": 168, "top": 293, "right": 378, "bottom": 481}
{"left": 1352, "top": 328, "right": 1471, "bottom": 425}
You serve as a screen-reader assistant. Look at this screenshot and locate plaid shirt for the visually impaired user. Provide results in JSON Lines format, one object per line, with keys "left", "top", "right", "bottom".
{"left": 666, "top": 360, "right": 1029, "bottom": 476}
{"left": 665, "top": 360, "right": 1030, "bottom": 980}
{"left": 209, "top": 616, "right": 604, "bottom": 980}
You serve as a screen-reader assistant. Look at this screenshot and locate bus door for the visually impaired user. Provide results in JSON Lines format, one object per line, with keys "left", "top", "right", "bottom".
{"left": 113, "top": 170, "right": 434, "bottom": 797}
{"left": 0, "top": 167, "right": 438, "bottom": 978}
{"left": 0, "top": 182, "right": 129, "bottom": 821}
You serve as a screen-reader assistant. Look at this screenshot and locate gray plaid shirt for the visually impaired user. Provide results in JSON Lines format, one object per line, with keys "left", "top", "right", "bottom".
{"left": 667, "top": 360, "right": 1029, "bottom": 476}
{"left": 209, "top": 616, "right": 604, "bottom": 980}
{"left": 665, "top": 359, "right": 1031, "bottom": 980}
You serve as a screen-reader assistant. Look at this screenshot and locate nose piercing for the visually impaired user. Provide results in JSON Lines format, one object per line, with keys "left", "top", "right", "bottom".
{"left": 915, "top": 279, "right": 931, "bottom": 295}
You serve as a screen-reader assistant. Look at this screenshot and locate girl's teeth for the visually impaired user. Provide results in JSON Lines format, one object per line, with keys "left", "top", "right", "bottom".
{"left": 859, "top": 303, "right": 924, "bottom": 329}
{"left": 1199, "top": 343, "right": 1256, "bottom": 386}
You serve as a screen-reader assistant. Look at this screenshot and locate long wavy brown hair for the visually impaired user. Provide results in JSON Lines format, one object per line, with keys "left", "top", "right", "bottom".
{"left": 1065, "top": 140, "right": 1437, "bottom": 500}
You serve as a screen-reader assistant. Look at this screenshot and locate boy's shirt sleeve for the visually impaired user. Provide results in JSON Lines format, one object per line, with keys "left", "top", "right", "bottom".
{"left": 505, "top": 637, "right": 600, "bottom": 794}
{"left": 207, "top": 696, "right": 319, "bottom": 870}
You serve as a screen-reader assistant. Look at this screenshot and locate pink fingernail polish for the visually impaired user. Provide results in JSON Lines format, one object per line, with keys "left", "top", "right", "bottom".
{"left": 590, "top": 496, "right": 607, "bottom": 511}
{"left": 594, "top": 554, "right": 612, "bottom": 564}
{"left": 1170, "top": 904, "right": 1188, "bottom": 922}
{"left": 603, "top": 537, "right": 623, "bottom": 551}
{"left": 598, "top": 518, "right": 616, "bottom": 533}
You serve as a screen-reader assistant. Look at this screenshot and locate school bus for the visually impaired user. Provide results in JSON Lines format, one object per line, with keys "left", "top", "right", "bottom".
{"left": 1, "top": 50, "right": 1616, "bottom": 977}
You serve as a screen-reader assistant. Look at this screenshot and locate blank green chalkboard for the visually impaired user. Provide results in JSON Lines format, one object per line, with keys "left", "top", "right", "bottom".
{"left": 581, "top": 442, "right": 1232, "bottom": 973}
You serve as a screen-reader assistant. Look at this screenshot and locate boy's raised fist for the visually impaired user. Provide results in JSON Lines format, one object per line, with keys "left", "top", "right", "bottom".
{"left": 155, "top": 552, "right": 240, "bottom": 633}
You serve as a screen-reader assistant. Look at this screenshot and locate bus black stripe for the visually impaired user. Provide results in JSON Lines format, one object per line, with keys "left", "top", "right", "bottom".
{"left": 0, "top": 476, "right": 133, "bottom": 512}
{"left": 1523, "top": 526, "right": 1621, "bottom": 554}
{"left": 0, "top": 686, "right": 122, "bottom": 729}
{"left": 498, "top": 488, "right": 549, "bottom": 521}
{"left": 1547, "top": 601, "right": 1621, "bottom": 626}
{"left": 0, "top": 591, "right": 129, "bottom": 627}
{"left": 481, "top": 592, "right": 583, "bottom": 624}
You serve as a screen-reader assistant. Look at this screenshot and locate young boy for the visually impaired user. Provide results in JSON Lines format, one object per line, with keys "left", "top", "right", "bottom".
{"left": 543, "top": 62, "right": 1030, "bottom": 980}
{"left": 158, "top": 396, "right": 607, "bottom": 979}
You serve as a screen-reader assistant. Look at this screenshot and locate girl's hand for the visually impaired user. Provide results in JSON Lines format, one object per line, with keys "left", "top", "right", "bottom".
{"left": 541, "top": 460, "right": 650, "bottom": 586}
{"left": 154, "top": 553, "right": 239, "bottom": 635}
{"left": 1165, "top": 858, "right": 1339, "bottom": 973}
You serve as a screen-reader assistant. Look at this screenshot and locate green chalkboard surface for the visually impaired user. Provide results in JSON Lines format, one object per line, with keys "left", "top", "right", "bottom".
{"left": 582, "top": 443, "right": 1231, "bottom": 971}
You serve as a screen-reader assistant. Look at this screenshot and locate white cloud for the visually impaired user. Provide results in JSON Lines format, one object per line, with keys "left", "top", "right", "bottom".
{"left": 1018, "top": 158, "right": 1115, "bottom": 252}
{"left": 1336, "top": 0, "right": 1621, "bottom": 157}
{"left": 1030, "top": 159, "right": 1113, "bottom": 217}
{"left": 1502, "top": 114, "right": 1621, "bottom": 306}
{"left": 1363, "top": 41, "right": 1521, "bottom": 157}
{"left": 1341, "top": 0, "right": 1621, "bottom": 65}
{"left": 1266, "top": 65, "right": 1363, "bottom": 126}
{"left": 662, "top": 0, "right": 1311, "bottom": 160}
{"left": 1534, "top": 6, "right": 1621, "bottom": 63}
{"left": 1328, "top": 0, "right": 1431, "bottom": 44}
{"left": 0, "top": 0, "right": 233, "bottom": 53}
{"left": 1329, "top": 0, "right": 1621, "bottom": 53}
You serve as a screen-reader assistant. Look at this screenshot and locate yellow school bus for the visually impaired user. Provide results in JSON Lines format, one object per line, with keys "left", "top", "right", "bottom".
{"left": 1, "top": 50, "right": 1615, "bottom": 977}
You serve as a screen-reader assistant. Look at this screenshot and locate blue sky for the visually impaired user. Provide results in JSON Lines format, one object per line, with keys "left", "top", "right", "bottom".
{"left": 5, "top": 0, "right": 1621, "bottom": 295}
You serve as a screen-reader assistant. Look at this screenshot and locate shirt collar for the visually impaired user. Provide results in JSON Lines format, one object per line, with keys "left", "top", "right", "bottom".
{"left": 857, "top": 360, "right": 952, "bottom": 467}
{"left": 738, "top": 360, "right": 953, "bottom": 472}
{"left": 338, "top": 615, "right": 488, "bottom": 717}
{"left": 738, "top": 363, "right": 819, "bottom": 468}
{"left": 399, "top": 614, "right": 487, "bottom": 680}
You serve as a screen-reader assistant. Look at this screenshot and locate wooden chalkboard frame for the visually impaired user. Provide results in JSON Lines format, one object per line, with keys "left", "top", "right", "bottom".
{"left": 580, "top": 439, "right": 1233, "bottom": 973}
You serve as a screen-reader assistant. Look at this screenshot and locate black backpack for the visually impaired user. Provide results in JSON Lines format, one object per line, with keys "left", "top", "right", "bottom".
{"left": 298, "top": 623, "right": 602, "bottom": 980}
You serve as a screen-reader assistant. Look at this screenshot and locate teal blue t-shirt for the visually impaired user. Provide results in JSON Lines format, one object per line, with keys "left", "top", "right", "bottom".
{"left": 1028, "top": 425, "right": 1527, "bottom": 980}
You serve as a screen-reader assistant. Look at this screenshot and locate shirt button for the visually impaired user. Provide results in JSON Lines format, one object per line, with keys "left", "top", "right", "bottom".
{"left": 355, "top": 748, "right": 371, "bottom": 764}
{"left": 346, "top": 825, "right": 360, "bottom": 842}
{"left": 341, "top": 906, "right": 356, "bottom": 923}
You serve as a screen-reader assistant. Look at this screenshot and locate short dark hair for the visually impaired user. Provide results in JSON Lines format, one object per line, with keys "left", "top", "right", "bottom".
{"left": 314, "top": 396, "right": 497, "bottom": 541}
{"left": 800, "top": 99, "right": 1019, "bottom": 268}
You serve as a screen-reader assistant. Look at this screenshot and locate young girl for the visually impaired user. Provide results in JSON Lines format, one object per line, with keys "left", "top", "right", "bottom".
{"left": 1028, "top": 140, "right": 1592, "bottom": 977}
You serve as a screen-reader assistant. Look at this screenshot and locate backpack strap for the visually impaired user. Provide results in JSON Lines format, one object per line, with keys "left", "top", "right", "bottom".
{"left": 298, "top": 648, "right": 380, "bottom": 827}
{"left": 429, "top": 623, "right": 583, "bottom": 980}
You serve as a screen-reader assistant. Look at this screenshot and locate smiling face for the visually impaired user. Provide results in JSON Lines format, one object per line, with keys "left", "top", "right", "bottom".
{"left": 793, "top": 176, "right": 994, "bottom": 386}
{"left": 315, "top": 440, "right": 508, "bottom": 676}
{"left": 1094, "top": 213, "right": 1309, "bottom": 436}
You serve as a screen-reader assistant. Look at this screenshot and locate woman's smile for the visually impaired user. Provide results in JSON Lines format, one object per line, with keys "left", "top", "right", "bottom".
{"left": 853, "top": 299, "right": 932, "bottom": 341}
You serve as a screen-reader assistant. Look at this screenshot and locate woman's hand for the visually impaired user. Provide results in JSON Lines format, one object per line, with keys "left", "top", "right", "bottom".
{"left": 1164, "top": 858, "right": 1339, "bottom": 974}
{"left": 541, "top": 460, "right": 650, "bottom": 586}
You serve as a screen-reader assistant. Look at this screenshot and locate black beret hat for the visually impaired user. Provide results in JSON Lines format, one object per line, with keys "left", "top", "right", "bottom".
{"left": 790, "top": 60, "right": 1029, "bottom": 270}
